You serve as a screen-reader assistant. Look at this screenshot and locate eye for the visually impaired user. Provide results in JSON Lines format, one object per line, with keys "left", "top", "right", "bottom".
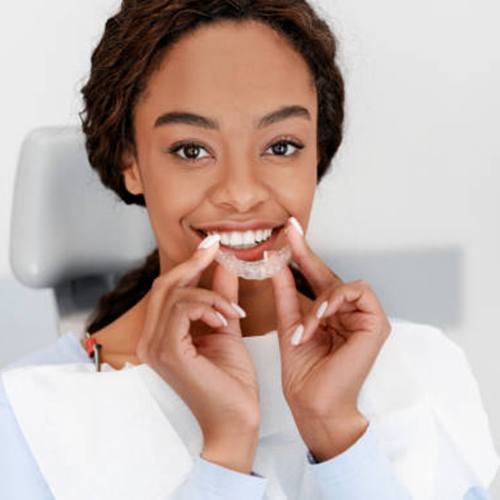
{"left": 264, "top": 139, "right": 305, "bottom": 157}
{"left": 168, "top": 142, "right": 211, "bottom": 163}
{"left": 167, "top": 137, "right": 305, "bottom": 165}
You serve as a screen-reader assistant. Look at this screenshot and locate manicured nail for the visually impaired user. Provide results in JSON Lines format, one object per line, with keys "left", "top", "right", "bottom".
{"left": 288, "top": 217, "right": 304, "bottom": 237}
{"left": 214, "top": 311, "right": 228, "bottom": 327}
{"left": 231, "top": 302, "right": 247, "bottom": 318}
{"left": 316, "top": 301, "right": 328, "bottom": 319}
{"left": 198, "top": 234, "right": 221, "bottom": 249}
{"left": 291, "top": 324, "right": 304, "bottom": 346}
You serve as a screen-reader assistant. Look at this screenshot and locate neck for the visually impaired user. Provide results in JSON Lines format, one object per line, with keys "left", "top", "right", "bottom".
{"left": 86, "top": 272, "right": 312, "bottom": 369}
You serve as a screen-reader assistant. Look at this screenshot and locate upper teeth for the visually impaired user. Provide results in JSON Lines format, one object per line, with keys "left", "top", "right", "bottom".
{"left": 206, "top": 228, "right": 274, "bottom": 248}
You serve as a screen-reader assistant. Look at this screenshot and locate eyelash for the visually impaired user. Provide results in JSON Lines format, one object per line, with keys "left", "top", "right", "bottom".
{"left": 167, "top": 137, "right": 305, "bottom": 164}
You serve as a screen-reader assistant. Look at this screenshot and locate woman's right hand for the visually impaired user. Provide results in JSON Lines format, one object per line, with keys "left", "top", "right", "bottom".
{"left": 135, "top": 236, "right": 260, "bottom": 459}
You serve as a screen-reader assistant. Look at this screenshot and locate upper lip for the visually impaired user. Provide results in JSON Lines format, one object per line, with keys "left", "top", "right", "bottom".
{"left": 192, "top": 220, "right": 284, "bottom": 233}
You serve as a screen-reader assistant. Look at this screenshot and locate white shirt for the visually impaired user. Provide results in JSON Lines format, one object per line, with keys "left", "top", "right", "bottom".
{"left": 1, "top": 317, "right": 498, "bottom": 499}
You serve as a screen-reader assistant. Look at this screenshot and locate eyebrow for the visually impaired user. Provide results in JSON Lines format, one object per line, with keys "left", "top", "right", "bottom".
{"left": 153, "top": 104, "right": 311, "bottom": 130}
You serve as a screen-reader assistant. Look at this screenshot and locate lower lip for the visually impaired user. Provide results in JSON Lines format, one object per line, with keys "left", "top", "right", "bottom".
{"left": 194, "top": 226, "right": 284, "bottom": 262}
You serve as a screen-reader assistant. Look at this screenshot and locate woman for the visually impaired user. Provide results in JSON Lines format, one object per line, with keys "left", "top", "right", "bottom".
{"left": 1, "top": 1, "right": 498, "bottom": 498}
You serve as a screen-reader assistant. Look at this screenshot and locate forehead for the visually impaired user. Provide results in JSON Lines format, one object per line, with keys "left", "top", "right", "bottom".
{"left": 137, "top": 20, "right": 317, "bottom": 128}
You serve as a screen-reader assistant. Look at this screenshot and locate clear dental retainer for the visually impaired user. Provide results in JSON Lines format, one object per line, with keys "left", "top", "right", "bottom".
{"left": 215, "top": 244, "right": 292, "bottom": 280}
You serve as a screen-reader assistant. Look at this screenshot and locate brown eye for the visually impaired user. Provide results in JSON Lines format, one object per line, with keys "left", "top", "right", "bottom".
{"left": 169, "top": 142, "right": 210, "bottom": 162}
{"left": 266, "top": 140, "right": 304, "bottom": 157}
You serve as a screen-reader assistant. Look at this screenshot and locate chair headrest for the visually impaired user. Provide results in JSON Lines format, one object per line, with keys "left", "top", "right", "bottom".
{"left": 9, "top": 126, "right": 156, "bottom": 289}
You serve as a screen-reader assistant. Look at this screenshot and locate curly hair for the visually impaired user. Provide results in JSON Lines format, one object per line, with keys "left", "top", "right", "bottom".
{"left": 80, "top": 0, "right": 345, "bottom": 334}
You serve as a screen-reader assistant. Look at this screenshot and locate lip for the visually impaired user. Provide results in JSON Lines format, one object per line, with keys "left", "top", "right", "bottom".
{"left": 191, "top": 224, "right": 285, "bottom": 262}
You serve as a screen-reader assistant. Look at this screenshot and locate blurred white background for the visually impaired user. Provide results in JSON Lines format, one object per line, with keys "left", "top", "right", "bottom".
{"left": 0, "top": 0, "right": 498, "bottom": 495}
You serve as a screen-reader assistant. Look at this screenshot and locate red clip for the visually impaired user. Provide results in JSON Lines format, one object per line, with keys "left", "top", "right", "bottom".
{"left": 84, "top": 333, "right": 98, "bottom": 358}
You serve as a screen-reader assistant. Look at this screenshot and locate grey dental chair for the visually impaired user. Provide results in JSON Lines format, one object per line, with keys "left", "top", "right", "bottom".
{"left": 9, "top": 126, "right": 156, "bottom": 337}
{"left": 9, "top": 126, "right": 463, "bottom": 341}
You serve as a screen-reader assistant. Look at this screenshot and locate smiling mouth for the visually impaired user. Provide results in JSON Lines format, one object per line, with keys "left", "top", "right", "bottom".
{"left": 191, "top": 224, "right": 285, "bottom": 261}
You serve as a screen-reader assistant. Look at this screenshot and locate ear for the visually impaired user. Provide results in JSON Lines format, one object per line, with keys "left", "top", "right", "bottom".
{"left": 121, "top": 147, "right": 144, "bottom": 195}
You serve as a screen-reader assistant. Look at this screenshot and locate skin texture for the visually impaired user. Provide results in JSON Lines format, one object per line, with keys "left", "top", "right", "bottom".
{"left": 89, "top": 19, "right": 318, "bottom": 365}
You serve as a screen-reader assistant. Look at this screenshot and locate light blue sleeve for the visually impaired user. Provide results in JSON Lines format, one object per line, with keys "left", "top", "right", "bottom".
{"left": 305, "top": 421, "right": 492, "bottom": 500}
{"left": 0, "top": 378, "right": 55, "bottom": 499}
{"left": 305, "top": 421, "right": 413, "bottom": 499}
{"left": 0, "top": 377, "right": 268, "bottom": 499}
{"left": 169, "top": 455, "right": 268, "bottom": 499}
{"left": 463, "top": 486, "right": 491, "bottom": 500}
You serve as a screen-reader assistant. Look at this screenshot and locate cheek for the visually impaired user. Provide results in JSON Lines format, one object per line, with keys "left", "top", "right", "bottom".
{"left": 151, "top": 178, "right": 206, "bottom": 231}
{"left": 142, "top": 171, "right": 207, "bottom": 251}
{"left": 144, "top": 153, "right": 207, "bottom": 212}
{"left": 272, "top": 163, "right": 316, "bottom": 213}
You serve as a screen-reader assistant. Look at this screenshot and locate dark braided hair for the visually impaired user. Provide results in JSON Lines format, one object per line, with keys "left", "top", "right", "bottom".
{"left": 79, "top": 0, "right": 345, "bottom": 334}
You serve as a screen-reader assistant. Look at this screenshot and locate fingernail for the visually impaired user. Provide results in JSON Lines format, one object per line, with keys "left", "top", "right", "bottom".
{"left": 198, "top": 234, "right": 221, "bottom": 249}
{"left": 288, "top": 217, "right": 304, "bottom": 237}
{"left": 291, "top": 324, "right": 304, "bottom": 346}
{"left": 231, "top": 302, "right": 247, "bottom": 318}
{"left": 316, "top": 301, "right": 328, "bottom": 319}
{"left": 263, "top": 251, "right": 269, "bottom": 261}
{"left": 214, "top": 311, "right": 228, "bottom": 327}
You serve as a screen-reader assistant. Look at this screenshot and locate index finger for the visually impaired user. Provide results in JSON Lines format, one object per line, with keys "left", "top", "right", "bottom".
{"left": 155, "top": 234, "right": 221, "bottom": 291}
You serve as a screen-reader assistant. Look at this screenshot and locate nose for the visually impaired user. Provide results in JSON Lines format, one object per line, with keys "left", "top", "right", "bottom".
{"left": 209, "top": 160, "right": 271, "bottom": 212}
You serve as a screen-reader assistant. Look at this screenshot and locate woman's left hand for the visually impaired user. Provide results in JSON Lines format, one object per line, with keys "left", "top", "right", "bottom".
{"left": 268, "top": 217, "right": 392, "bottom": 461}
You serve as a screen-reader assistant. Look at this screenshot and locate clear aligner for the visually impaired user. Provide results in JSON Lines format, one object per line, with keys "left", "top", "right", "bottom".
{"left": 215, "top": 245, "right": 292, "bottom": 280}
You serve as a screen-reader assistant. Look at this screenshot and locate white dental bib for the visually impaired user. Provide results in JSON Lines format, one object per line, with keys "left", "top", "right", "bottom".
{"left": 2, "top": 319, "right": 498, "bottom": 499}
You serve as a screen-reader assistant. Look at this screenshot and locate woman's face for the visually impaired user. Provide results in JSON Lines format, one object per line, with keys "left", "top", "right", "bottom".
{"left": 123, "top": 19, "right": 318, "bottom": 288}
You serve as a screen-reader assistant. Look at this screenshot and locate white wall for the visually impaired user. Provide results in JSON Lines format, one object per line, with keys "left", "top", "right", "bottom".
{"left": 1, "top": 0, "right": 499, "bottom": 495}
{"left": 0, "top": 0, "right": 121, "bottom": 273}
